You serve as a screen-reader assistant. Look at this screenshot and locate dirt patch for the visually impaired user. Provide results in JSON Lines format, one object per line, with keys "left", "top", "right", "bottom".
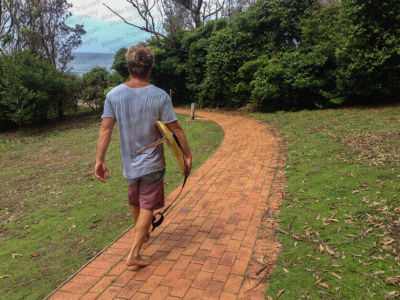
{"left": 243, "top": 122, "right": 287, "bottom": 295}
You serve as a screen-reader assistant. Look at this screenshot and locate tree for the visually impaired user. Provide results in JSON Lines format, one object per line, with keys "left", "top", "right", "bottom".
{"left": 0, "top": 51, "right": 70, "bottom": 128}
{"left": 80, "top": 67, "right": 110, "bottom": 112}
{"left": 336, "top": 0, "right": 400, "bottom": 103}
{"left": 112, "top": 47, "right": 129, "bottom": 79}
{"left": 0, "top": 0, "right": 85, "bottom": 73}
{"left": 103, "top": 0, "right": 242, "bottom": 41}
{"left": 161, "top": 0, "right": 193, "bottom": 35}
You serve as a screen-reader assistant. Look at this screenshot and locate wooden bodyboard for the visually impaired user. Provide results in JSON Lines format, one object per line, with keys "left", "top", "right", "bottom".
{"left": 155, "top": 121, "right": 186, "bottom": 174}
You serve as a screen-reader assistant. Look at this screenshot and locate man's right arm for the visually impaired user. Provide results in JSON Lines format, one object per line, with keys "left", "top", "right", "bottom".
{"left": 95, "top": 117, "right": 115, "bottom": 182}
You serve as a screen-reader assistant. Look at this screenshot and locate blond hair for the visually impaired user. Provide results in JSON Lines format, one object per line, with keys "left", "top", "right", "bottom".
{"left": 125, "top": 44, "right": 154, "bottom": 77}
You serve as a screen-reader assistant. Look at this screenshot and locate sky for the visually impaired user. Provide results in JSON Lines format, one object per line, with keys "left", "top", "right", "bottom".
{"left": 67, "top": 0, "right": 155, "bottom": 54}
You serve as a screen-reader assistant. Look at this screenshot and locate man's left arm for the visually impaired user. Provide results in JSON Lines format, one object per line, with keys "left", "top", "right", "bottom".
{"left": 95, "top": 117, "right": 115, "bottom": 182}
{"left": 166, "top": 120, "right": 192, "bottom": 176}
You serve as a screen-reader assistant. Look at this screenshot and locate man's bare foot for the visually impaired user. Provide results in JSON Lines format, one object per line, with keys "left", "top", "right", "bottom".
{"left": 126, "top": 255, "right": 150, "bottom": 267}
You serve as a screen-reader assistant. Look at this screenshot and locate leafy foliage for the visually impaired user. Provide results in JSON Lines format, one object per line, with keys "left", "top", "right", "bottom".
{"left": 147, "top": 0, "right": 399, "bottom": 110}
{"left": 111, "top": 47, "right": 129, "bottom": 79}
{"left": 0, "top": 51, "right": 79, "bottom": 129}
{"left": 80, "top": 67, "right": 111, "bottom": 112}
{"left": 336, "top": 0, "right": 400, "bottom": 103}
{"left": 148, "top": 32, "right": 191, "bottom": 104}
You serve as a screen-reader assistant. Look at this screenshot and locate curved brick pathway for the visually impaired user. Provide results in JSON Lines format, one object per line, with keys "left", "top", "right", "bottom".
{"left": 48, "top": 109, "right": 284, "bottom": 300}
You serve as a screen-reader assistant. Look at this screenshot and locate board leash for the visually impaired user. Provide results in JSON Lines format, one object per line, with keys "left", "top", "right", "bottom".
{"left": 151, "top": 132, "right": 189, "bottom": 232}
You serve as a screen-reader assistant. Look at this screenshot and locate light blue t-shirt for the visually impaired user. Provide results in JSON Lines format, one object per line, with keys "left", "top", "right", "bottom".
{"left": 101, "top": 83, "right": 177, "bottom": 180}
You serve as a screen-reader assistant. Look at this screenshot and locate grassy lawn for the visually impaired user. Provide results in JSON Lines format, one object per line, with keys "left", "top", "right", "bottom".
{"left": 250, "top": 105, "right": 399, "bottom": 300}
{"left": 0, "top": 113, "right": 224, "bottom": 300}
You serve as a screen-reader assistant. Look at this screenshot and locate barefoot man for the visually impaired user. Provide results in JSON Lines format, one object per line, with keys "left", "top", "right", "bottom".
{"left": 94, "top": 44, "right": 192, "bottom": 267}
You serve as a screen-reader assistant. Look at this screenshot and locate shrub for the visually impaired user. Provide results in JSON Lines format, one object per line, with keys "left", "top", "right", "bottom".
{"left": 336, "top": 0, "right": 400, "bottom": 103}
{"left": 80, "top": 67, "right": 110, "bottom": 111}
{"left": 108, "top": 71, "right": 124, "bottom": 87}
{"left": 249, "top": 3, "right": 342, "bottom": 111}
{"left": 183, "top": 19, "right": 227, "bottom": 99}
{"left": 112, "top": 47, "right": 129, "bottom": 79}
{"left": 148, "top": 33, "right": 190, "bottom": 104}
{"left": 0, "top": 51, "right": 65, "bottom": 128}
{"left": 199, "top": 0, "right": 317, "bottom": 108}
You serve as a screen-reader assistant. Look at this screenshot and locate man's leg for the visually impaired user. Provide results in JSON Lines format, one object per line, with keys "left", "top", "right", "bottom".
{"left": 126, "top": 208, "right": 153, "bottom": 266}
{"left": 126, "top": 170, "right": 165, "bottom": 266}
{"left": 130, "top": 205, "right": 140, "bottom": 222}
{"left": 130, "top": 204, "right": 151, "bottom": 243}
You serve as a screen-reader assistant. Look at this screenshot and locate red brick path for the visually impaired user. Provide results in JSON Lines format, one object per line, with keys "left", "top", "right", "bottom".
{"left": 48, "top": 109, "right": 284, "bottom": 300}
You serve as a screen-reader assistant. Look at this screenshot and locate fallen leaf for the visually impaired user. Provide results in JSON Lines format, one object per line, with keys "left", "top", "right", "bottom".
{"left": 325, "top": 245, "right": 336, "bottom": 256}
{"left": 373, "top": 270, "right": 385, "bottom": 276}
{"left": 0, "top": 275, "right": 11, "bottom": 279}
{"left": 31, "top": 252, "right": 41, "bottom": 257}
{"left": 276, "top": 289, "right": 285, "bottom": 298}
{"left": 387, "top": 276, "right": 400, "bottom": 286}
{"left": 385, "top": 291, "right": 400, "bottom": 299}
{"left": 11, "top": 253, "right": 23, "bottom": 259}
{"left": 318, "top": 282, "right": 329, "bottom": 289}
{"left": 331, "top": 272, "right": 342, "bottom": 280}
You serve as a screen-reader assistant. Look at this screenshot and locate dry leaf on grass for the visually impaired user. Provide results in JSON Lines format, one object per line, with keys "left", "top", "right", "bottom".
{"left": 387, "top": 276, "right": 400, "bottom": 286}
{"left": 331, "top": 272, "right": 342, "bottom": 280}
{"left": 318, "top": 282, "right": 329, "bottom": 289}
{"left": 385, "top": 291, "right": 400, "bottom": 299}
{"left": 276, "top": 289, "right": 285, "bottom": 298}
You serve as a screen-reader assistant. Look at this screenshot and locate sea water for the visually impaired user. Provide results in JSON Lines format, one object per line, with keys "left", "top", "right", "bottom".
{"left": 68, "top": 52, "right": 114, "bottom": 76}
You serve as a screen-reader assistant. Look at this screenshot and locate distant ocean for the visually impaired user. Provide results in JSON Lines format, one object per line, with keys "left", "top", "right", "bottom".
{"left": 68, "top": 52, "right": 114, "bottom": 75}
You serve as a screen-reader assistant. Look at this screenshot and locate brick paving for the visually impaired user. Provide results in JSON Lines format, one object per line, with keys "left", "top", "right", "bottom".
{"left": 48, "top": 109, "right": 284, "bottom": 300}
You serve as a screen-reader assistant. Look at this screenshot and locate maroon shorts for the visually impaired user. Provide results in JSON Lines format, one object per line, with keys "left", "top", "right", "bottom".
{"left": 128, "top": 169, "right": 165, "bottom": 211}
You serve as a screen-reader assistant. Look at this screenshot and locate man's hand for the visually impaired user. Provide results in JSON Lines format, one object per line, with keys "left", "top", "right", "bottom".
{"left": 184, "top": 155, "right": 192, "bottom": 176}
{"left": 94, "top": 161, "right": 110, "bottom": 182}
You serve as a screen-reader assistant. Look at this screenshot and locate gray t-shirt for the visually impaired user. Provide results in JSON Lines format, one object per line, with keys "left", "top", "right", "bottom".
{"left": 101, "top": 83, "right": 177, "bottom": 180}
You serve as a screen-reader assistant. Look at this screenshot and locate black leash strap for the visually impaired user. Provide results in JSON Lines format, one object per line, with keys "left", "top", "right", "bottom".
{"left": 151, "top": 174, "right": 188, "bottom": 232}
{"left": 151, "top": 132, "right": 189, "bottom": 232}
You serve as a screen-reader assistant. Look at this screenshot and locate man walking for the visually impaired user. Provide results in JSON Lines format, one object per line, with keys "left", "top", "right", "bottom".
{"left": 94, "top": 44, "right": 192, "bottom": 267}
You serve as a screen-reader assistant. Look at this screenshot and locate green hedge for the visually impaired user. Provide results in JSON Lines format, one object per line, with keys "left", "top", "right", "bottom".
{"left": 140, "top": 0, "right": 400, "bottom": 110}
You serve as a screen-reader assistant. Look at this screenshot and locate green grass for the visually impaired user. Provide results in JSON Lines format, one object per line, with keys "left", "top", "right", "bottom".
{"left": 0, "top": 113, "right": 224, "bottom": 300}
{"left": 250, "top": 105, "right": 400, "bottom": 300}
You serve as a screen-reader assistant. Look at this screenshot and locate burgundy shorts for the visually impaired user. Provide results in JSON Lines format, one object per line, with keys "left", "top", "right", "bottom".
{"left": 128, "top": 169, "right": 165, "bottom": 211}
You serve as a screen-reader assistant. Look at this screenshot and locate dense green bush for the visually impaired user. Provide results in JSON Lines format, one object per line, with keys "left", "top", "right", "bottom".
{"left": 199, "top": 0, "right": 317, "bottom": 108}
{"left": 112, "top": 47, "right": 129, "bottom": 79}
{"left": 336, "top": 0, "right": 400, "bottom": 103}
{"left": 148, "top": 32, "right": 191, "bottom": 104}
{"left": 146, "top": 0, "right": 399, "bottom": 110}
{"left": 198, "top": 2, "right": 271, "bottom": 108}
{"left": 80, "top": 67, "right": 110, "bottom": 111}
{"left": 249, "top": 3, "right": 341, "bottom": 111}
{"left": 0, "top": 51, "right": 77, "bottom": 129}
{"left": 108, "top": 71, "right": 125, "bottom": 87}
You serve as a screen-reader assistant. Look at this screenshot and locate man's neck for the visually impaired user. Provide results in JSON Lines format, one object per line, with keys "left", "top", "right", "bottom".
{"left": 124, "top": 76, "right": 151, "bottom": 88}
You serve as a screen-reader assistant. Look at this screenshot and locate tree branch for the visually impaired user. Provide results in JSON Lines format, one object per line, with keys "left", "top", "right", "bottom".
{"left": 103, "top": 2, "right": 169, "bottom": 42}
